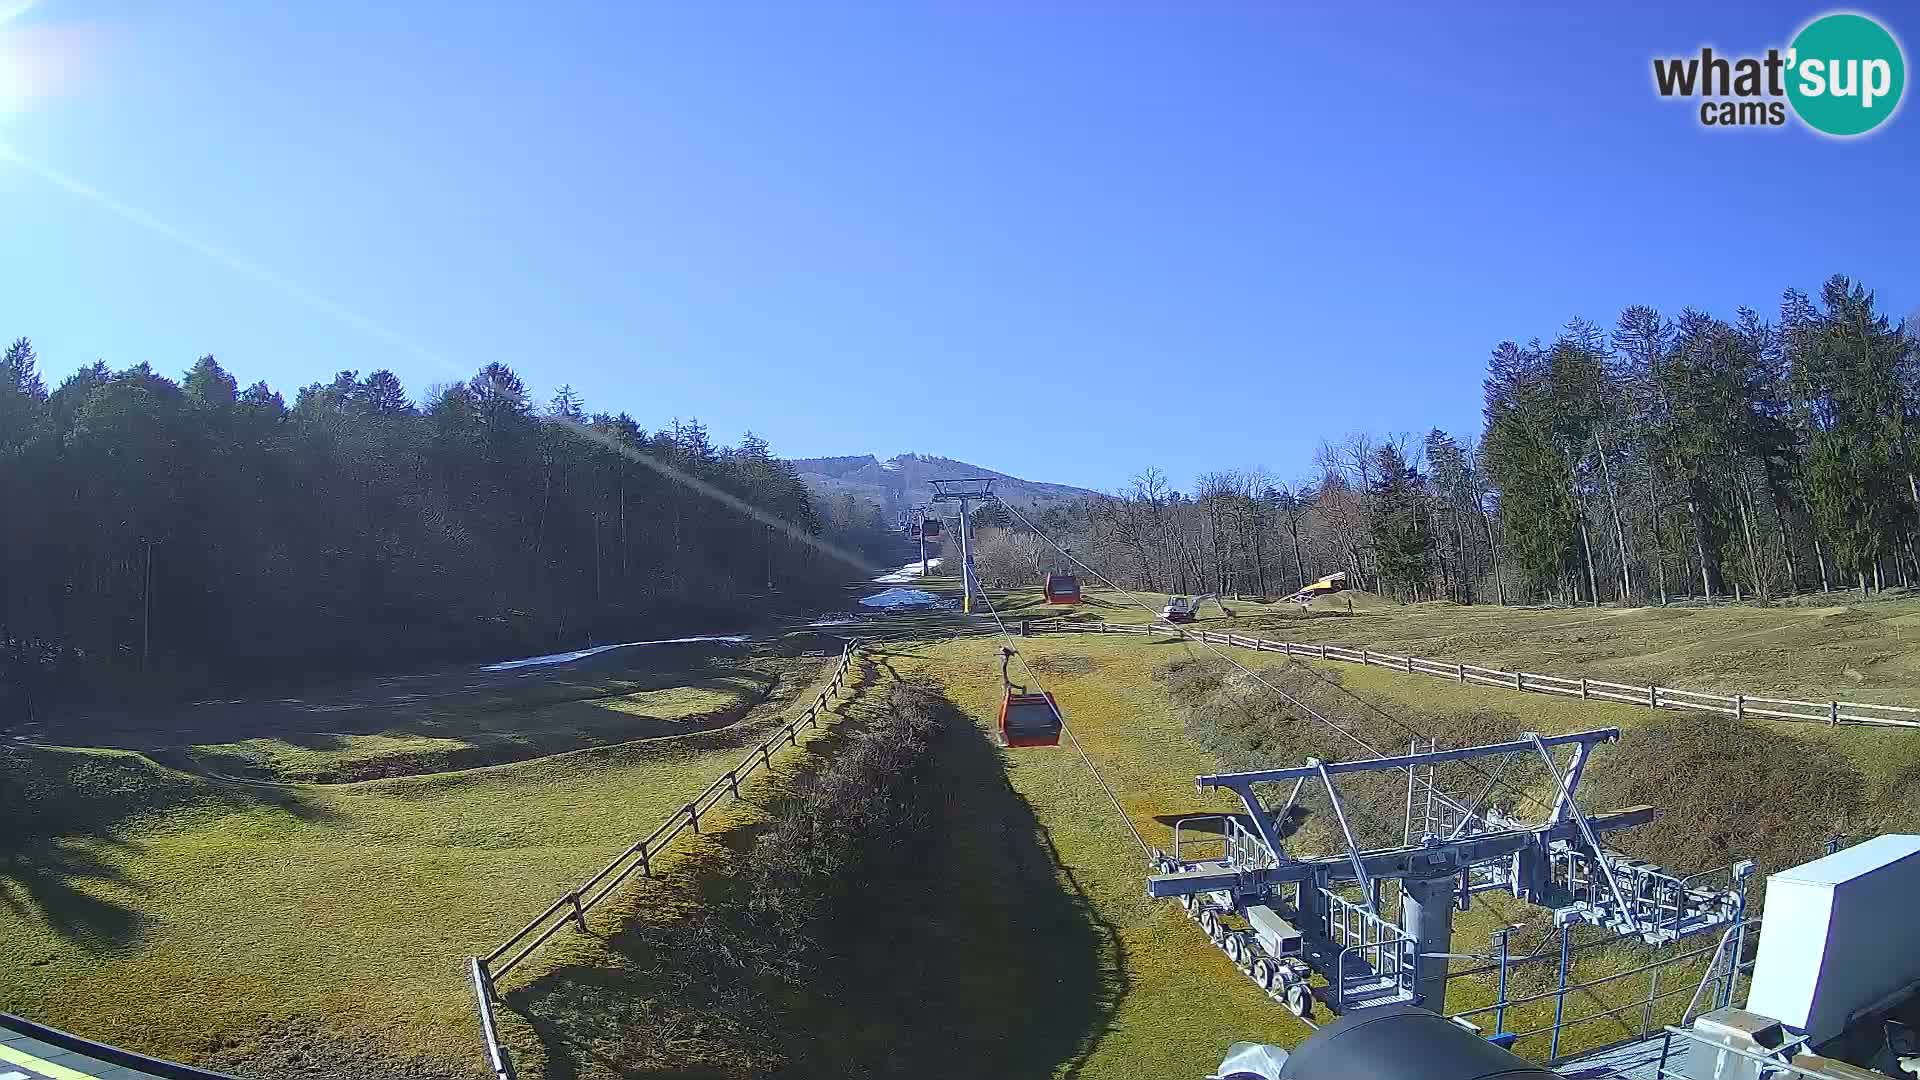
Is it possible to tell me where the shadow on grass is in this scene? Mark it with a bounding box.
[181,670,782,784]
[0,835,148,951]
[2,742,342,950]
[47,639,773,760]
[506,663,1122,1079]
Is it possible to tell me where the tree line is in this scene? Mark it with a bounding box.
[970,276,1918,606]
[0,346,872,702]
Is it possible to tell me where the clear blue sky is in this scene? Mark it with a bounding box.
[1,1,1914,492]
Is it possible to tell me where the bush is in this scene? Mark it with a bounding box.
[967,527,1045,589]
[731,679,948,984]
[1154,656,1535,853]
[1153,655,1868,882]
[1582,712,1867,879]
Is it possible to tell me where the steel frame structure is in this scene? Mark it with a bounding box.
[1146,727,1749,1018]
[928,478,994,613]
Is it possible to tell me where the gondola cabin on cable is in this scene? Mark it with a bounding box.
[1043,573,1081,605]
[921,517,942,538]
[997,647,1061,748]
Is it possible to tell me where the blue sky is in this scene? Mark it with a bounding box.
[1,1,1914,492]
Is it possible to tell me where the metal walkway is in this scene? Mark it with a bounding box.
[1555,1032,1672,1079]
[0,1015,239,1080]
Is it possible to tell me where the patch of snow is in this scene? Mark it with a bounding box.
[858,588,944,609]
[871,557,942,584]
[481,635,750,672]
[806,616,867,627]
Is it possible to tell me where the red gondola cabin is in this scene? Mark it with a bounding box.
[1044,573,1082,604]
[922,518,942,538]
[997,647,1061,747]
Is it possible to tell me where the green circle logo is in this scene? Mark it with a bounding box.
[1787,13,1906,136]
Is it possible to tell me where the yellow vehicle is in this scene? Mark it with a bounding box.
[1285,571,1348,608]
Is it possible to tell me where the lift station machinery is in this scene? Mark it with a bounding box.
[1148,728,1752,1021]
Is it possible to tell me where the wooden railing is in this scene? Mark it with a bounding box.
[466,638,862,1080]
[1050,622,1920,730]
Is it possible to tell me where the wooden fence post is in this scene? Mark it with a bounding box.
[1734,694,1744,721]
[1650,685,1659,711]
[1318,644,1327,660]
[1362,648,1372,666]
[727,769,739,799]
[1829,701,1839,726]
[570,890,587,931]
[1515,671,1525,691]
[686,802,700,834]
[1405,655,1414,675]
[1284,640,1293,656]
[1580,678,1588,700]
[1456,662,1465,685]
[638,843,652,878]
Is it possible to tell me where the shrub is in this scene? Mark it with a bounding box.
[733,679,948,984]
[967,527,1045,589]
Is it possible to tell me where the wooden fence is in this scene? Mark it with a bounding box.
[1048,622,1920,730]
[467,638,862,1080]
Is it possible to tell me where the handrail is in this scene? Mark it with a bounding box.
[1447,919,1759,1061]
[466,638,863,1080]
[469,956,514,1080]
[1035,623,1918,729]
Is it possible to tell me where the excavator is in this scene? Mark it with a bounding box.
[1159,593,1236,623]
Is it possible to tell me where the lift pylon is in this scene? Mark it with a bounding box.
[928,478,994,614]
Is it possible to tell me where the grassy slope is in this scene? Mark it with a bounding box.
[878,580,1920,1067]
[888,632,1314,1075]
[0,650,839,1077]
[8,570,1917,1077]
[1079,586,1920,702]
[497,636,1299,1080]
[186,676,772,783]
[495,665,1130,1079]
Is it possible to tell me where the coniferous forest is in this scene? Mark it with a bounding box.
[3,275,1913,705]
[976,276,1919,608]
[0,352,885,702]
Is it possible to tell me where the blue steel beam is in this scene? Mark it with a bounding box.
[1194,728,1620,791]
[1144,805,1655,899]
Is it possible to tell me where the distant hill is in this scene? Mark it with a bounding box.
[788,453,1099,517]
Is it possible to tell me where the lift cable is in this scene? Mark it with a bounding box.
[990,503,1482,814]
[981,508,1667,1028]
[972,582,1153,860]
[990,499,1589,822]
[992,507,1593,965]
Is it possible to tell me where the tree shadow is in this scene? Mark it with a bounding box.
[2,742,343,950]
[0,835,149,951]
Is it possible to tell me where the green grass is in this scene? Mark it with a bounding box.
[9,572,1919,1078]
[1057,583,1920,702]
[0,647,842,1078]
[493,639,1289,1079]
[866,602,1918,1070]
[185,678,769,783]
[886,632,1314,1076]
[489,670,1136,1079]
